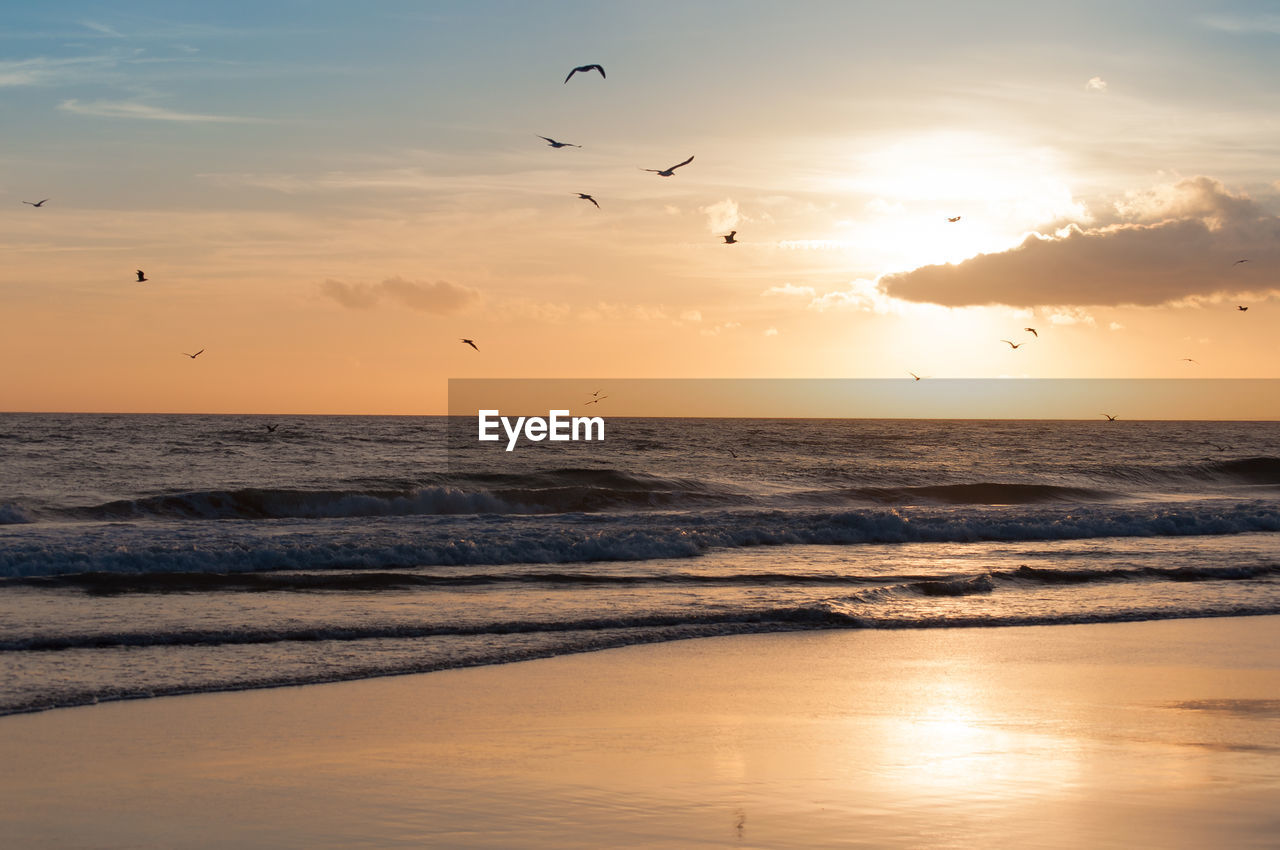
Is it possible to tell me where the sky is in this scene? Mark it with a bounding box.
[2,1,1279,414]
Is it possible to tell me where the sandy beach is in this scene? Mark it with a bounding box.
[3,615,1279,848]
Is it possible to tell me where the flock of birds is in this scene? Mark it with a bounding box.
[18,61,1263,423]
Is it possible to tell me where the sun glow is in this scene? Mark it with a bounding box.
[828,132,1089,273]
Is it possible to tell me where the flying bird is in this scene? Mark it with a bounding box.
[22,199,49,207]
[460,338,478,351]
[1100,414,1117,421]
[908,372,926,381]
[643,155,694,177]
[1180,358,1199,364]
[585,395,608,405]
[722,231,737,244]
[728,447,739,458]
[564,64,605,83]
[136,269,148,282]
[1233,259,1249,265]
[182,349,204,359]
[1238,306,1249,312]
[538,136,580,148]
[947,216,961,222]
[1000,340,1023,349]
[576,193,599,208]
[1024,327,1038,337]
[265,424,280,433]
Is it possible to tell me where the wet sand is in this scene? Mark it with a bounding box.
[3,616,1280,848]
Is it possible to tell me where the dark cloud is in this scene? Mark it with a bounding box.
[321,277,479,313]
[882,178,1280,307]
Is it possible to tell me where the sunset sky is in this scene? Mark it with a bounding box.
[3,1,1279,414]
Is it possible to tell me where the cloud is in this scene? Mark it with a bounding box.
[81,21,124,38]
[321,277,479,313]
[881,178,1280,307]
[59,98,262,123]
[701,199,741,233]
[764,327,779,337]
[808,279,901,314]
[1085,76,1108,92]
[1109,322,1124,331]
[321,279,379,309]
[761,283,815,297]
[680,310,703,322]
[1047,308,1096,326]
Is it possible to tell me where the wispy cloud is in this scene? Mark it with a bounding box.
[1085,76,1107,92]
[761,283,815,297]
[59,98,264,123]
[1200,14,1280,35]
[80,20,124,38]
[321,277,480,313]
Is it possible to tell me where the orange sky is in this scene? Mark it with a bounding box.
[2,3,1279,414]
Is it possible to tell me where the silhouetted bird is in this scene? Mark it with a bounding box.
[908,372,925,381]
[1000,339,1023,349]
[136,269,148,282]
[722,231,737,244]
[564,64,605,83]
[576,193,599,208]
[538,136,580,148]
[1024,327,1038,337]
[1238,306,1249,312]
[947,216,961,222]
[585,395,608,405]
[460,338,479,351]
[644,155,694,177]
[728,447,738,458]
[22,199,48,207]
[1181,358,1199,364]
[182,349,204,359]
[1101,414,1117,421]
[1233,259,1249,265]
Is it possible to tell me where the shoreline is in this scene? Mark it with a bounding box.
[4,615,1280,848]
[6,608,1280,720]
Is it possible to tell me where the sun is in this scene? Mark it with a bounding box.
[827,131,1088,274]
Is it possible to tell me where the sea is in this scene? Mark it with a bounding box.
[1,413,1279,716]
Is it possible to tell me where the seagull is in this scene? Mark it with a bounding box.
[947,216,961,222]
[589,390,604,397]
[460,338,478,351]
[1233,259,1249,265]
[908,371,926,381]
[1206,441,1227,452]
[564,64,605,83]
[722,231,737,244]
[585,395,608,405]
[182,349,204,359]
[22,199,49,207]
[576,193,600,208]
[643,155,694,177]
[136,269,148,282]
[537,136,580,148]
[728,447,738,458]
[1100,414,1117,421]
[265,424,279,433]
[1238,306,1249,312]
[1000,340,1023,349]
[1024,327,1038,337]
[1180,358,1199,364]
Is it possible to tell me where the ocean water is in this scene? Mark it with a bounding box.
[1,413,1278,716]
